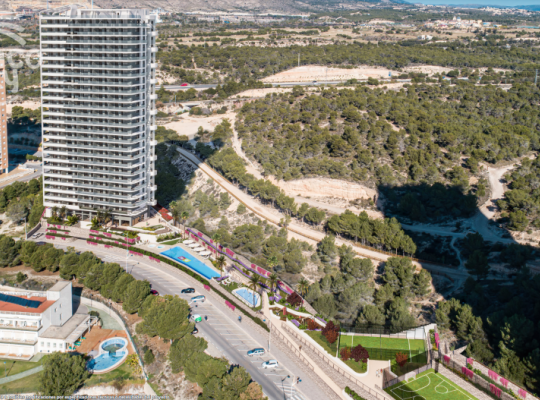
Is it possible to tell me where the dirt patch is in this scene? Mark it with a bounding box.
[163,111,236,140]
[6,100,40,115]
[231,87,293,98]
[262,65,399,83]
[269,176,377,201]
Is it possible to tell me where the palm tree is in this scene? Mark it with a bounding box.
[181,211,189,237]
[268,273,278,294]
[249,275,259,307]
[171,207,180,228]
[59,206,67,220]
[103,210,112,226]
[212,232,221,252]
[90,217,100,230]
[51,206,58,219]
[267,256,278,271]
[215,255,226,277]
[96,210,104,225]
[298,277,309,299]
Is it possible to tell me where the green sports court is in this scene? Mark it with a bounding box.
[385,369,478,400]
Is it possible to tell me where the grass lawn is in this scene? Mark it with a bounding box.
[0,356,49,377]
[339,335,427,365]
[339,335,425,352]
[305,331,366,373]
[305,330,337,355]
[161,239,181,245]
[85,361,144,387]
[0,371,42,394]
[385,369,478,400]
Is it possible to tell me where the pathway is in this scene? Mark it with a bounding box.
[0,365,43,385]
[176,147,470,281]
[34,232,327,400]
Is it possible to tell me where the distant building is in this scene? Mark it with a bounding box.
[0,281,95,359]
[0,60,7,175]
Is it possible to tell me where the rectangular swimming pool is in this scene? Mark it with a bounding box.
[160,246,220,280]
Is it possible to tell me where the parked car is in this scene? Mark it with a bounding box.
[150,290,159,296]
[190,314,202,323]
[192,326,199,334]
[262,360,279,369]
[247,348,265,357]
[191,295,205,303]
[181,288,195,294]
[180,83,189,86]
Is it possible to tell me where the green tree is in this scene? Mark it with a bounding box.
[122,280,152,314]
[0,236,19,267]
[111,274,135,303]
[144,349,155,365]
[39,353,90,395]
[169,334,207,373]
[136,295,192,340]
[465,250,490,280]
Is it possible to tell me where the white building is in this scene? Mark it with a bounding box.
[40,7,159,226]
[0,281,94,359]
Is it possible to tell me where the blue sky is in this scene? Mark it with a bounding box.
[411,0,540,5]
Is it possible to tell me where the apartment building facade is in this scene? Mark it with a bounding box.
[0,60,8,175]
[0,281,94,359]
[40,7,159,226]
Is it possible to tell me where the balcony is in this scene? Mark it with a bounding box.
[0,337,38,345]
[46,179,141,192]
[43,119,143,128]
[44,135,143,145]
[43,88,144,95]
[42,55,145,62]
[45,173,143,185]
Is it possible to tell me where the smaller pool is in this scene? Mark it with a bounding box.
[88,338,128,373]
[157,245,164,249]
[148,244,156,248]
[87,351,127,371]
[232,287,261,308]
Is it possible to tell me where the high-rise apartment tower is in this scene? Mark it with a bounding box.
[0,60,8,175]
[40,7,158,225]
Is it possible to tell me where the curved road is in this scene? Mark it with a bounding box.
[42,237,318,400]
[176,147,470,282]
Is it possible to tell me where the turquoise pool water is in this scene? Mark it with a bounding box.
[161,247,220,279]
[87,351,126,371]
[233,287,261,307]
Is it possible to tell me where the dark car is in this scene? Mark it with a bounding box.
[192,326,199,335]
[181,288,195,294]
[150,290,159,296]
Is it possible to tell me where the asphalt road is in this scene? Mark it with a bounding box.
[47,241,307,400]
[0,164,42,190]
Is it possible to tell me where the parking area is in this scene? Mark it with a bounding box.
[98,253,304,400]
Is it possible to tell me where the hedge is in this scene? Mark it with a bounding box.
[84,237,270,332]
[45,232,71,239]
[345,386,366,400]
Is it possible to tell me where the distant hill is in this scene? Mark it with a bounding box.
[93,0,392,13]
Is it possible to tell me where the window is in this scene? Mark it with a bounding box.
[47,342,50,347]
[53,343,56,348]
[40,341,43,346]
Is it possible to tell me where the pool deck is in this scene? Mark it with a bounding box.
[159,242,220,277]
[75,326,133,359]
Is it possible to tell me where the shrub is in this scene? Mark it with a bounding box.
[307,319,318,330]
[340,347,351,361]
[351,344,369,363]
[326,329,338,344]
[144,349,155,365]
[396,351,408,367]
[287,292,303,307]
[345,387,367,400]
[16,272,26,283]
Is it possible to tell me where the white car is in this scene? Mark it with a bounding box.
[262,360,279,369]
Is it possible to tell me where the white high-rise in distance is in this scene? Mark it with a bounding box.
[40,7,158,226]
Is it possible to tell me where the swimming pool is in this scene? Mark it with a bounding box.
[232,287,261,308]
[87,338,128,373]
[160,247,220,279]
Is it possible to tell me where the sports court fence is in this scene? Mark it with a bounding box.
[383,360,435,388]
[436,353,526,400]
[361,347,428,365]
[343,323,434,339]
